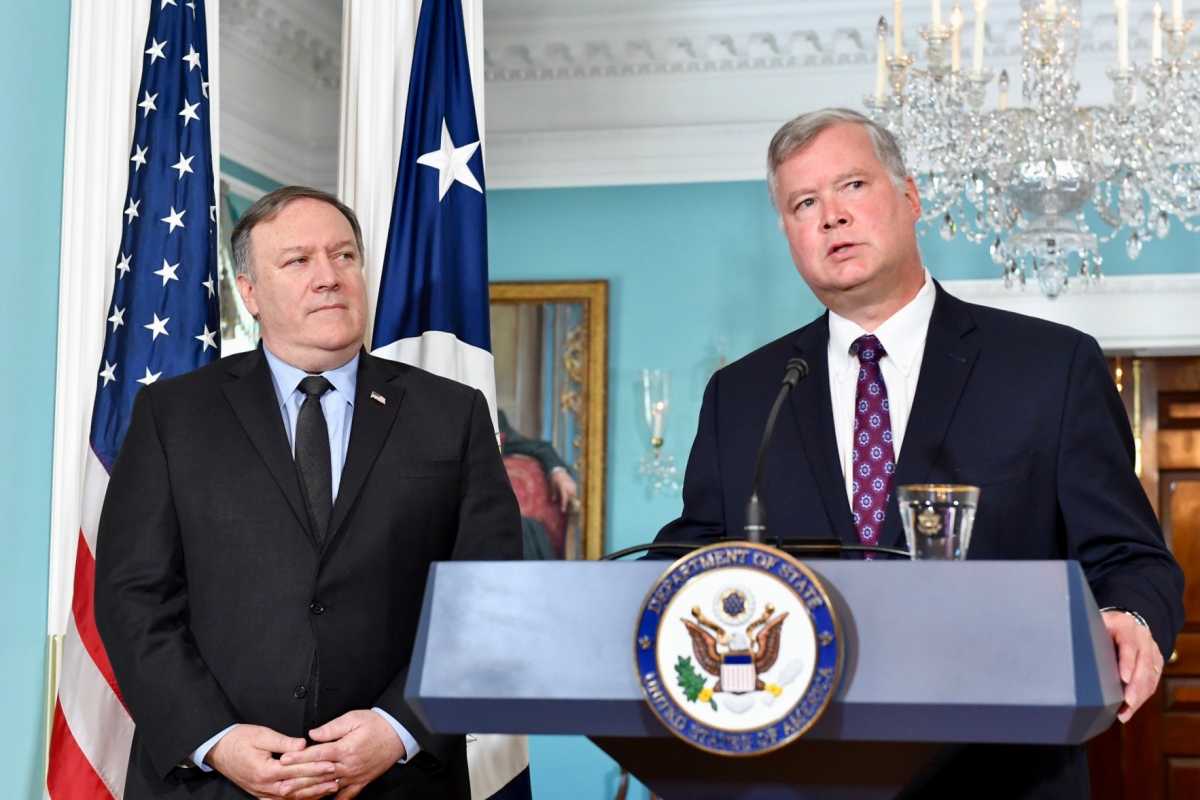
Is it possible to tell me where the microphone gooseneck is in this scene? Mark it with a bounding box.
[744,357,810,543]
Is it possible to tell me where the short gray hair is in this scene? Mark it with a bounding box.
[766,108,908,205]
[230,185,365,279]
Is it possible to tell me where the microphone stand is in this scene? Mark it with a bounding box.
[744,357,809,543]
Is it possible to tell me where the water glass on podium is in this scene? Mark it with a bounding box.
[896,484,980,560]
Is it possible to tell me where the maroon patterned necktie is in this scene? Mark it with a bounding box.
[850,334,896,549]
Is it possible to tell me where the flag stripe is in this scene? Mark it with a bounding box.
[46,702,112,800]
[69,530,125,707]
[57,613,133,797]
[79,448,110,555]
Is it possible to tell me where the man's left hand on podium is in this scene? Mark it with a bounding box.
[1102,609,1165,723]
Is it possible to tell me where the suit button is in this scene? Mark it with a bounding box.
[293,685,308,699]
[309,602,325,615]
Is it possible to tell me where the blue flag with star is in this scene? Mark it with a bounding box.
[91,0,220,470]
[371,2,528,797]
[370,0,499,430]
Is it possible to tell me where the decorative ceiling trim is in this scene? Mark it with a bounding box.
[220,0,341,91]
[482,1,1183,188]
[483,4,1179,84]
[218,0,340,193]
[943,273,1200,355]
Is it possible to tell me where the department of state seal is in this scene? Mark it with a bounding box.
[634,542,842,756]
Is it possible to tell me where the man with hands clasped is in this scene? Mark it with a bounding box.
[96,186,521,799]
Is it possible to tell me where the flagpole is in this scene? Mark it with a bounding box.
[43,633,62,784]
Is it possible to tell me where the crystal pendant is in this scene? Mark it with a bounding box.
[1153,211,1170,239]
[1037,262,1069,299]
[1126,231,1142,260]
[989,236,1004,264]
[940,213,957,240]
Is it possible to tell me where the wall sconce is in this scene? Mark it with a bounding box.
[638,368,681,496]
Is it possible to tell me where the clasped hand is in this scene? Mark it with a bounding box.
[208,710,405,799]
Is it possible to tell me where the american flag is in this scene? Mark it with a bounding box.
[46,1,219,797]
[370,1,529,797]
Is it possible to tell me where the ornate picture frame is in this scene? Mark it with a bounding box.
[490,280,608,560]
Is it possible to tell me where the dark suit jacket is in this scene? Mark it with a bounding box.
[656,283,1184,798]
[95,349,522,799]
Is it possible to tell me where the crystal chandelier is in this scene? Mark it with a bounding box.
[864,0,1199,297]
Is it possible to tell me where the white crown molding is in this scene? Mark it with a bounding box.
[221,0,341,90]
[219,0,340,192]
[219,0,1200,191]
[943,273,1200,354]
[482,0,1194,188]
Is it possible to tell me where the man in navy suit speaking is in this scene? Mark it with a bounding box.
[655,108,1184,798]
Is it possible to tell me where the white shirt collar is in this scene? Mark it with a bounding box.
[827,270,936,376]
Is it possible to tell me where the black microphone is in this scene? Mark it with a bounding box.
[744,357,809,543]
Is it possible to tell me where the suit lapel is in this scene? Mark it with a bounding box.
[788,315,857,544]
[325,353,405,551]
[880,283,980,548]
[222,348,316,545]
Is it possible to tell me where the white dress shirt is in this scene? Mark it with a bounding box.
[827,271,936,506]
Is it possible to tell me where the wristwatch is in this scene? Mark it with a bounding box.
[1099,606,1150,629]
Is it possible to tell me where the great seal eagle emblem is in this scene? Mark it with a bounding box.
[635,542,842,756]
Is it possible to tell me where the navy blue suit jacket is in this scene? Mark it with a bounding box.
[656,283,1183,797]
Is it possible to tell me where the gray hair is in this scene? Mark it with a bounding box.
[766,108,908,205]
[230,185,365,279]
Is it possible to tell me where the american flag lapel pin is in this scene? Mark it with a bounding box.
[370,390,386,406]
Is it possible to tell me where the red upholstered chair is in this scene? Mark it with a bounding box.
[502,454,567,557]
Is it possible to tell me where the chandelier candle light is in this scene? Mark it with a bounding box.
[866,0,1200,297]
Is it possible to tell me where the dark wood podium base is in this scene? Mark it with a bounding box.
[591,736,943,800]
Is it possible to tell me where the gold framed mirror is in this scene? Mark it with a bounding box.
[489,280,608,560]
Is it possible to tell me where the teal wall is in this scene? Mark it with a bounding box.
[10,11,1200,794]
[485,179,1200,798]
[2,2,70,798]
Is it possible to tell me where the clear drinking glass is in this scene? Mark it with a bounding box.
[896,484,981,560]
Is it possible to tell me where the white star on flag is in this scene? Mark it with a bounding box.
[201,275,215,298]
[201,78,209,98]
[108,306,125,331]
[160,0,177,9]
[209,204,217,222]
[415,120,482,201]
[186,0,197,15]
[131,145,149,171]
[145,313,170,340]
[99,361,117,386]
[171,152,194,179]
[138,90,158,118]
[124,198,140,224]
[154,258,180,286]
[179,99,200,126]
[182,44,201,71]
[137,367,163,386]
[116,252,132,279]
[145,37,167,64]
[195,325,217,352]
[161,206,186,233]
